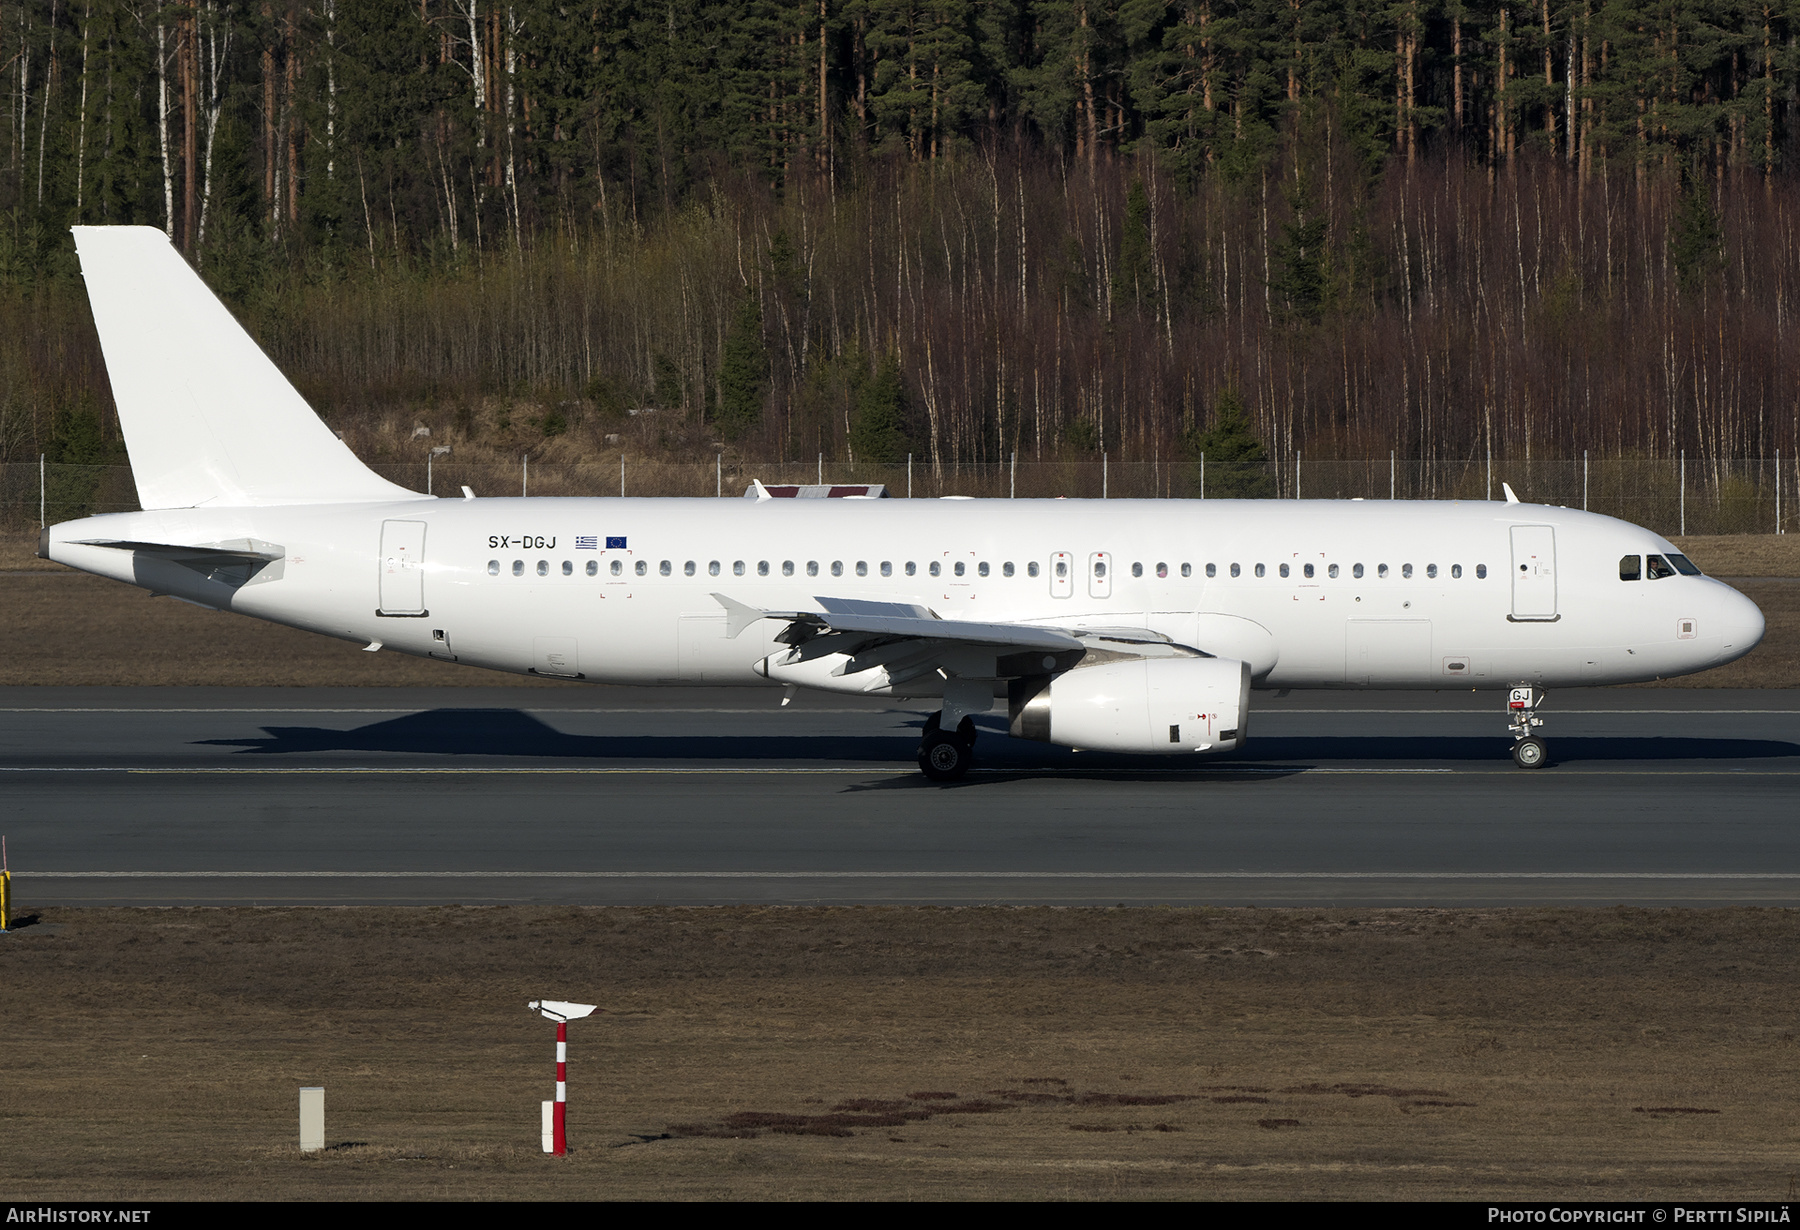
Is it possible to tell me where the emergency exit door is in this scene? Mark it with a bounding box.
[378,520,427,615]
[1509,525,1557,620]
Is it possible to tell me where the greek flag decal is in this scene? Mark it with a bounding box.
[575,536,598,550]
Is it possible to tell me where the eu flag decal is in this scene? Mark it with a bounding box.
[575,536,598,550]
[605,536,628,549]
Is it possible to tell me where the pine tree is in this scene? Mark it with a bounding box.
[717,294,770,441]
[1670,178,1723,297]
[1183,387,1274,497]
[848,349,911,463]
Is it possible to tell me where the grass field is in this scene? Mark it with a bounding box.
[2,906,1797,1201]
[2,532,1796,688]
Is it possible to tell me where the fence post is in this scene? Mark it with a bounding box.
[907,453,912,499]
[1583,450,1589,511]
[1295,452,1301,500]
[620,453,625,498]
[716,453,721,497]
[817,452,822,485]
[1200,453,1205,500]
[1777,451,1782,534]
[522,455,528,498]
[1486,445,1492,502]
[1679,450,1685,537]
[1010,451,1016,499]
[1102,452,1108,499]
[39,454,45,528]
[1390,451,1395,500]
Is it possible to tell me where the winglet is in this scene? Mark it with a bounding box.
[1502,482,1521,505]
[747,480,773,502]
[712,593,769,638]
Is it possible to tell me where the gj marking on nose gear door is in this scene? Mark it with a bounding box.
[378,519,427,616]
[1509,525,1557,621]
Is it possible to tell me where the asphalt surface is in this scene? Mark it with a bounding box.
[3,686,1798,907]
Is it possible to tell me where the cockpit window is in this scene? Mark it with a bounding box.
[1619,555,1641,581]
[1646,554,1677,580]
[1667,553,1702,576]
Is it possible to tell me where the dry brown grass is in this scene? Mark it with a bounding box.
[4,531,1796,687]
[2,906,1797,1200]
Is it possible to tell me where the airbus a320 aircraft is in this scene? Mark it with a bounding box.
[41,227,1765,779]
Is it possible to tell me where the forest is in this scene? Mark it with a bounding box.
[2,0,1798,491]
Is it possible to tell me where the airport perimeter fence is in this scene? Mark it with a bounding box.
[3,453,1795,539]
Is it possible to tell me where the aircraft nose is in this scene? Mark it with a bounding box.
[1713,584,1765,663]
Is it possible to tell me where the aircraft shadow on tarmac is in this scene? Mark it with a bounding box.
[193,708,1800,774]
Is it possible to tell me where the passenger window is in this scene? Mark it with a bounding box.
[807,561,819,577]
[1402,563,1413,578]
[1156,562,1168,578]
[1327,564,1339,578]
[1475,564,1487,579]
[1426,564,1438,579]
[1206,563,1217,578]
[881,561,893,577]
[1054,560,1067,578]
[1352,563,1364,579]
[978,562,990,577]
[758,561,769,576]
[831,561,844,577]
[928,561,941,577]
[537,560,549,576]
[954,562,965,577]
[1668,553,1701,576]
[1027,562,1038,577]
[1451,564,1463,579]
[907,562,918,576]
[1181,563,1192,577]
[1304,564,1315,578]
[611,559,623,576]
[562,560,573,576]
[1647,554,1676,580]
[1094,561,1107,578]
[1377,564,1388,579]
[783,561,795,576]
[1230,563,1241,578]
[513,560,524,576]
[488,559,500,575]
[1279,563,1290,578]
[1003,562,1014,577]
[636,560,648,576]
[661,560,672,576]
[1131,562,1143,578]
[708,561,721,576]
[685,561,697,576]
[729,561,742,576]
[1254,563,1265,578]
[855,561,867,577]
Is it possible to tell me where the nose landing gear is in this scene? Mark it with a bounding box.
[1508,686,1549,768]
[917,711,977,781]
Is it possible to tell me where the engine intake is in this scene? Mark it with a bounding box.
[1009,657,1251,754]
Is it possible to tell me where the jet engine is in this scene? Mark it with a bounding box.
[1008,657,1251,754]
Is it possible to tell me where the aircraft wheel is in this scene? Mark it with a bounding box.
[918,732,973,782]
[1511,736,1549,769]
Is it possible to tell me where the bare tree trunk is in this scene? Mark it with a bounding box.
[160,15,175,238]
[75,3,89,216]
[197,1,233,253]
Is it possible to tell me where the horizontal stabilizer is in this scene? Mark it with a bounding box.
[72,226,425,509]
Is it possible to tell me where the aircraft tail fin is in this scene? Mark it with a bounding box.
[72,226,424,509]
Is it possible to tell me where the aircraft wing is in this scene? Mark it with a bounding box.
[713,593,1083,652]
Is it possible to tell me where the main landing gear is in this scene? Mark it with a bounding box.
[1508,686,1549,769]
[917,711,978,782]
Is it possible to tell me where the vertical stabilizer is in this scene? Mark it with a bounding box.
[72,226,425,509]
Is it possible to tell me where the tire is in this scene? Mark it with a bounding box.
[918,732,972,781]
[1512,736,1548,769]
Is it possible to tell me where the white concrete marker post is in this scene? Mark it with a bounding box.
[529,1000,598,1155]
[299,1087,325,1152]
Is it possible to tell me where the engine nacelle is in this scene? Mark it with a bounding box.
[1009,657,1250,754]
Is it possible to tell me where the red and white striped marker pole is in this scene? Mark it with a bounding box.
[529,1000,597,1157]
[553,1020,568,1155]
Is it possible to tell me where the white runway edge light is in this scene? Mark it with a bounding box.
[529,1000,598,1156]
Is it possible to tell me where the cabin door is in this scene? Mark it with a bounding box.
[378,520,427,615]
[1509,525,1558,621]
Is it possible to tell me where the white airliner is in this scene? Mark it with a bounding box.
[41,227,1765,778]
